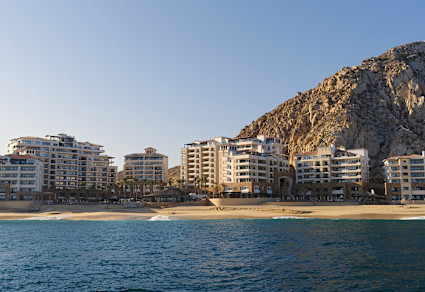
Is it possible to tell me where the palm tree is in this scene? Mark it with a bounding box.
[193,176,200,191]
[213,182,219,195]
[200,176,208,193]
[132,177,139,199]
[176,179,183,189]
[113,182,120,195]
[123,177,129,199]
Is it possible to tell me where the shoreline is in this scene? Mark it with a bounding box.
[1,204,425,221]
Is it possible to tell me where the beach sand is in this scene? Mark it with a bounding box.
[1,203,425,220]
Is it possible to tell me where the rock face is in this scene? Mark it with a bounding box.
[238,41,425,180]
[168,165,181,183]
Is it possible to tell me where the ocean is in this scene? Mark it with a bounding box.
[0,218,424,291]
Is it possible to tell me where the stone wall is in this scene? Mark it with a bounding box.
[293,182,385,200]
[208,198,276,206]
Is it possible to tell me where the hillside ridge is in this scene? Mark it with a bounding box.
[238,41,425,179]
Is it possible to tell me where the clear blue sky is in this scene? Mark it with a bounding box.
[1,0,424,169]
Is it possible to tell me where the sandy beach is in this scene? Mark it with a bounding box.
[1,203,425,220]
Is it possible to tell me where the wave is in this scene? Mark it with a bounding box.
[272,216,310,220]
[148,215,177,221]
[401,216,425,220]
[22,215,73,220]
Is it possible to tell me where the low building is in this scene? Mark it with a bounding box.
[383,152,425,200]
[0,154,43,200]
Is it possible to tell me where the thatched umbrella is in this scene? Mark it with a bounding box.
[144,187,189,202]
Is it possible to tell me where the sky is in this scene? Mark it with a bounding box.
[0,0,424,169]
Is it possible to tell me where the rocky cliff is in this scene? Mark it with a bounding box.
[168,165,181,183]
[238,41,425,179]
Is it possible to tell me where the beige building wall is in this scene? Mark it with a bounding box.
[295,145,370,185]
[181,138,222,188]
[123,147,168,183]
[383,152,425,200]
[181,135,290,195]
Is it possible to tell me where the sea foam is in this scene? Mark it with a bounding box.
[148,215,177,221]
[401,216,425,220]
[272,216,310,220]
[22,215,73,220]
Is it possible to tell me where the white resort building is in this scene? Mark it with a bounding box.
[292,145,377,201]
[295,145,370,184]
[0,154,43,200]
[7,134,117,190]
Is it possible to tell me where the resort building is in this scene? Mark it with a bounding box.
[0,154,43,200]
[295,145,370,184]
[293,145,379,200]
[383,152,425,200]
[123,147,168,182]
[7,134,117,190]
[181,135,291,196]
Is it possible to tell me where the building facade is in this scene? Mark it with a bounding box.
[294,145,374,200]
[181,135,290,196]
[383,152,425,200]
[295,145,370,184]
[0,154,43,200]
[7,134,117,190]
[123,147,168,182]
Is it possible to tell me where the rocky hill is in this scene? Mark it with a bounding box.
[168,165,181,183]
[238,41,425,179]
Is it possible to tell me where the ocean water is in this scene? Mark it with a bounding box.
[0,219,424,291]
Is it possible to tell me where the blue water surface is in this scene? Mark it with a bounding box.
[0,219,424,291]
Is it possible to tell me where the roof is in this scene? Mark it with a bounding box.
[228,136,254,141]
[192,139,216,144]
[384,154,424,161]
[82,142,103,147]
[11,136,50,141]
[15,146,40,150]
[0,154,41,161]
[145,187,189,197]
[125,153,167,158]
[294,150,318,156]
[229,135,281,141]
